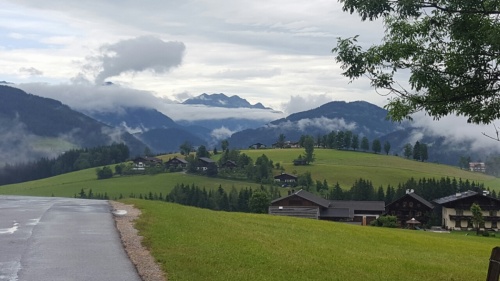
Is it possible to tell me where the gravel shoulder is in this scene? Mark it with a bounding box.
[110,201,167,281]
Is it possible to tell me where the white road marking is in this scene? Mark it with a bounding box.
[0,222,19,235]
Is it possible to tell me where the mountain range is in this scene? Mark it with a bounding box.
[183,93,272,110]
[1,85,496,166]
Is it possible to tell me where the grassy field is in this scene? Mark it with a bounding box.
[0,168,265,199]
[128,199,498,281]
[242,148,500,190]
[1,148,499,198]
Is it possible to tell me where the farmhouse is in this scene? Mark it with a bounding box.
[469,162,486,173]
[385,191,434,227]
[165,157,188,169]
[221,160,237,169]
[197,157,216,171]
[274,173,297,185]
[434,190,500,230]
[249,143,266,149]
[133,156,162,170]
[269,189,385,224]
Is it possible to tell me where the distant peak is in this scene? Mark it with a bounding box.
[183,93,273,110]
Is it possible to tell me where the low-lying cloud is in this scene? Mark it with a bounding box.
[92,36,185,84]
[281,94,333,115]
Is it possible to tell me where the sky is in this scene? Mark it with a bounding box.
[2,0,500,156]
[0,0,388,116]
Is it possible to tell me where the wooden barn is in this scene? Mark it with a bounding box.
[165,157,188,169]
[385,191,434,227]
[269,189,385,224]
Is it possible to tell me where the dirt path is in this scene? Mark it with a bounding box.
[110,201,167,281]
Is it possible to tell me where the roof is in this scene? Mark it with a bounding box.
[330,200,386,212]
[167,157,188,164]
[274,173,297,179]
[271,189,331,208]
[433,190,478,205]
[198,157,215,163]
[386,192,434,209]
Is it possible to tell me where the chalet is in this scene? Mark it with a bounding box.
[385,191,434,227]
[434,190,500,230]
[274,173,297,185]
[221,160,237,169]
[165,157,188,169]
[269,189,385,224]
[469,162,486,173]
[197,157,216,171]
[293,158,307,166]
[272,141,300,149]
[249,143,266,149]
[133,156,162,170]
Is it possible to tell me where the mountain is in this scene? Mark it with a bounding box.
[0,85,147,164]
[85,107,179,133]
[183,93,272,110]
[229,101,402,149]
[85,106,207,153]
[228,100,499,165]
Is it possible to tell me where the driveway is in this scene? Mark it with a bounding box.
[0,196,141,281]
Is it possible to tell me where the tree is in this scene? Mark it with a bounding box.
[96,166,113,180]
[403,143,412,159]
[351,134,359,150]
[420,143,428,162]
[221,140,229,152]
[333,0,500,124]
[470,203,484,235]
[413,141,421,161]
[372,139,381,154]
[248,191,270,213]
[180,141,193,155]
[360,136,369,151]
[303,135,315,164]
[276,133,286,148]
[196,145,210,158]
[383,141,391,155]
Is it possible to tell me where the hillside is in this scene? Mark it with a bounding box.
[0,85,147,164]
[127,199,497,281]
[1,148,499,198]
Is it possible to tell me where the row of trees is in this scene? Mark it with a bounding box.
[163,184,281,214]
[402,141,429,162]
[0,143,130,185]
[325,177,486,204]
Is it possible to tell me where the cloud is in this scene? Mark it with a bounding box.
[92,36,186,84]
[210,126,236,141]
[19,67,43,76]
[210,68,281,79]
[13,83,284,122]
[269,117,357,132]
[281,94,333,114]
[410,112,500,154]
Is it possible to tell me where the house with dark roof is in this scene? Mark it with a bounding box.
[197,157,216,171]
[249,143,266,149]
[274,173,297,185]
[269,189,385,224]
[434,190,500,230]
[165,157,188,169]
[221,160,237,169]
[385,191,434,227]
[469,162,486,173]
[133,156,162,170]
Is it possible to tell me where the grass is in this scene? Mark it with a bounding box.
[128,199,498,281]
[1,148,499,198]
[242,148,500,190]
[0,169,264,199]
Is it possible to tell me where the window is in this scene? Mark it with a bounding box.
[416,212,422,217]
[409,202,414,208]
[403,202,407,207]
[456,209,463,216]
[490,210,497,217]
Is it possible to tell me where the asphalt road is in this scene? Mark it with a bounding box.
[0,196,141,281]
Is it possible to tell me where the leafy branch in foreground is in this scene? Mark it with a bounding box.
[333,0,500,124]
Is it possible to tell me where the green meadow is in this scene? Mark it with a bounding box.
[1,148,499,198]
[242,148,500,190]
[130,199,498,281]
